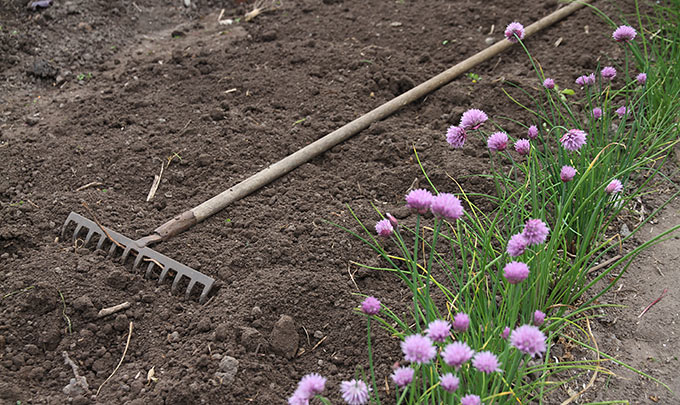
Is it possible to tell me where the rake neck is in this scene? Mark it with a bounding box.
[136,210,197,247]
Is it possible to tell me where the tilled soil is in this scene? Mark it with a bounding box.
[1,0,677,403]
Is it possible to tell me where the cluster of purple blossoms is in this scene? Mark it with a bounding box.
[503,261,529,284]
[613,25,637,42]
[523,219,550,245]
[605,179,623,194]
[401,334,436,364]
[446,125,467,148]
[575,73,595,87]
[592,107,603,119]
[560,165,576,183]
[616,106,627,118]
[637,72,647,85]
[361,296,381,315]
[543,78,555,89]
[510,324,547,358]
[431,193,464,220]
[391,367,414,388]
[527,125,539,140]
[426,319,451,342]
[288,373,327,405]
[514,139,530,156]
[453,312,471,332]
[472,351,502,374]
[461,394,482,405]
[601,66,617,81]
[460,109,488,130]
[375,219,393,237]
[560,129,587,151]
[340,379,370,405]
[504,22,525,43]
[506,233,528,257]
[439,373,460,393]
[487,131,509,151]
[533,310,546,326]
[405,189,433,214]
[501,326,511,339]
[441,341,475,369]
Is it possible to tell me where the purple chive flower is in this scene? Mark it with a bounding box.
[430,193,464,220]
[289,373,327,404]
[637,72,647,85]
[575,73,595,87]
[472,351,502,374]
[592,107,603,119]
[375,219,393,237]
[386,213,398,228]
[514,139,530,156]
[543,78,555,89]
[605,179,623,194]
[601,66,617,81]
[560,129,587,151]
[288,392,308,405]
[534,310,546,326]
[405,189,433,214]
[439,373,460,393]
[504,22,525,43]
[461,394,482,405]
[453,313,470,332]
[487,132,508,151]
[506,233,528,257]
[613,25,637,42]
[522,219,549,245]
[446,125,467,149]
[391,367,415,388]
[361,296,381,315]
[340,379,370,405]
[616,106,627,118]
[503,261,530,284]
[511,324,547,357]
[460,109,488,130]
[426,319,451,343]
[401,334,436,364]
[441,341,475,369]
[560,165,576,182]
[527,125,539,140]
[501,326,511,339]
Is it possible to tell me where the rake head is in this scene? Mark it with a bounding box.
[61,212,215,304]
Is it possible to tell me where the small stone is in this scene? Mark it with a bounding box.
[485,37,496,45]
[251,306,262,318]
[390,21,402,27]
[269,315,299,359]
[313,330,324,339]
[620,223,631,238]
[217,356,239,384]
[25,116,40,126]
[167,331,180,343]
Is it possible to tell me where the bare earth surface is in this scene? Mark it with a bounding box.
[1,0,678,403]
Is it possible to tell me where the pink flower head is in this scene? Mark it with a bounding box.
[391,367,414,388]
[543,78,555,89]
[446,125,467,149]
[514,139,530,156]
[575,73,595,87]
[487,132,508,151]
[592,107,603,119]
[534,310,546,326]
[439,373,460,393]
[430,193,464,220]
[426,319,451,343]
[289,373,327,404]
[503,261,530,284]
[405,189,433,214]
[441,341,474,369]
[527,125,539,140]
[601,66,617,81]
[504,22,525,43]
[560,129,587,151]
[461,394,482,405]
[460,109,488,130]
[375,219,393,237]
[605,179,623,194]
[453,312,470,332]
[401,334,436,364]
[506,233,528,257]
[636,72,647,85]
[560,165,576,182]
[613,25,637,42]
[472,351,502,374]
[616,106,627,118]
[386,213,398,228]
[522,219,549,245]
[340,379,370,405]
[361,296,381,315]
[511,325,547,358]
[501,326,511,339]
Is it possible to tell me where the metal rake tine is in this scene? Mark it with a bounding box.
[96,234,107,250]
[158,266,170,283]
[185,280,197,300]
[171,273,183,294]
[107,242,118,257]
[146,261,155,279]
[83,229,96,247]
[133,252,145,270]
[72,224,83,242]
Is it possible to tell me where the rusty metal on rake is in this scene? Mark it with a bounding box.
[60,0,589,303]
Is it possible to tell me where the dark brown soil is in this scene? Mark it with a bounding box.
[1,0,677,403]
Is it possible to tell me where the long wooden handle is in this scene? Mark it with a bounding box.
[144,0,590,246]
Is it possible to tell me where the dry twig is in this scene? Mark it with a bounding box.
[97,322,133,396]
[81,202,125,249]
[97,302,131,318]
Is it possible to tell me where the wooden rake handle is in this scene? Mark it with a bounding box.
[138,0,590,247]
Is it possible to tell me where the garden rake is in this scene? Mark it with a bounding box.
[61,0,588,304]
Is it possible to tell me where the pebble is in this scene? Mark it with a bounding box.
[269,315,299,359]
[251,306,262,318]
[167,331,180,343]
[485,37,496,45]
[313,330,324,339]
[216,356,239,384]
